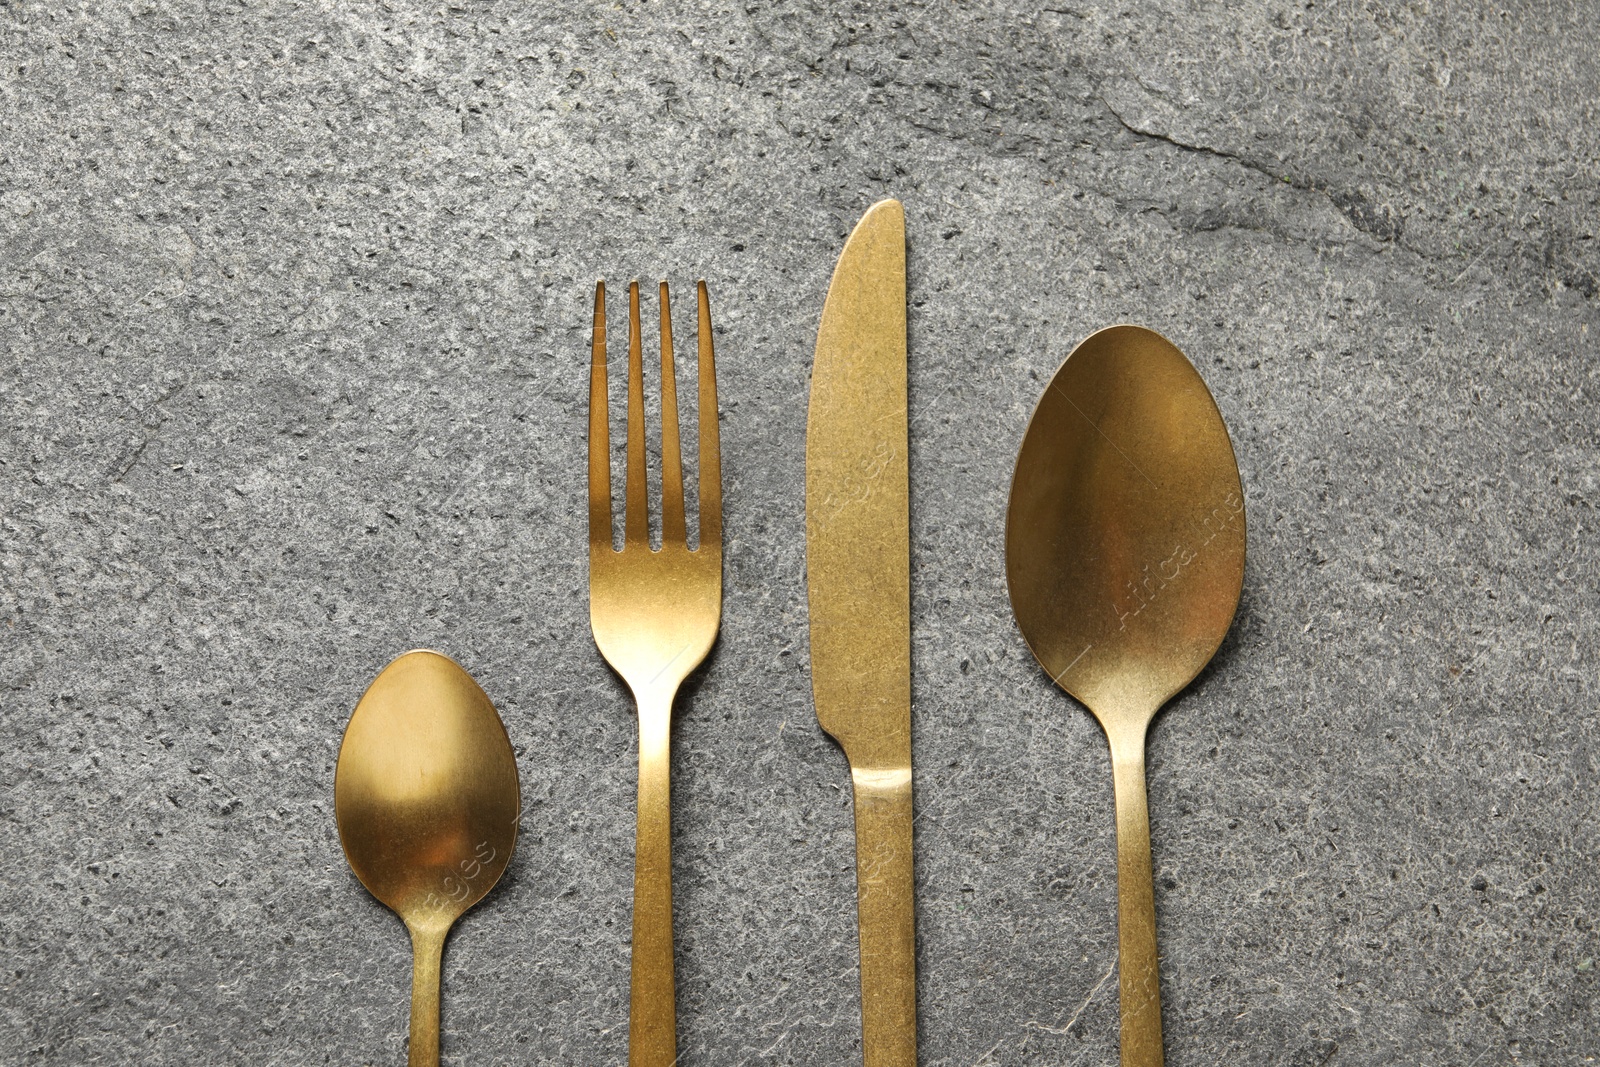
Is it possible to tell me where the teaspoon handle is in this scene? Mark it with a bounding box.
[630,696,676,1067]
[406,923,447,1067]
[1109,734,1164,1067]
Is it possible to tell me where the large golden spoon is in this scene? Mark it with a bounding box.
[335,650,520,1067]
[1005,326,1245,1067]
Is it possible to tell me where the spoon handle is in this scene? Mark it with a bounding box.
[629,693,676,1067]
[406,923,447,1067]
[1109,732,1164,1067]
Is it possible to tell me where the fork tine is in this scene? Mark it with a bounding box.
[589,281,612,551]
[696,280,722,550]
[625,281,649,546]
[658,282,687,545]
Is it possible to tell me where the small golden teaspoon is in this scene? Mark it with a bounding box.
[335,650,520,1067]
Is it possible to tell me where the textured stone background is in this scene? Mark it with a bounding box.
[2,1,1596,1064]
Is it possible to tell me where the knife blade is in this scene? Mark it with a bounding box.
[805,198,914,1067]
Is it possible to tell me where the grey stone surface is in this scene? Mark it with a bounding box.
[2,1,1596,1064]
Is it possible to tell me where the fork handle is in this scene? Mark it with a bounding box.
[849,764,917,1067]
[1108,727,1164,1067]
[630,697,676,1067]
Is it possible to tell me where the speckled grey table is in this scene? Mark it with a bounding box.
[2,3,1596,1065]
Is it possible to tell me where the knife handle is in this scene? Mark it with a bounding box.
[849,765,917,1067]
[1109,728,1164,1067]
[630,697,676,1067]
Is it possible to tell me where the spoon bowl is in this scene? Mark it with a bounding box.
[1006,325,1245,1067]
[336,650,520,1067]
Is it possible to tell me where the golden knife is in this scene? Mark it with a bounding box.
[805,198,915,1067]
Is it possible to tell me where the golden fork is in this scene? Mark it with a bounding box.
[588,279,722,1067]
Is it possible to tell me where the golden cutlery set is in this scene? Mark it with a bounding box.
[336,199,1246,1067]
